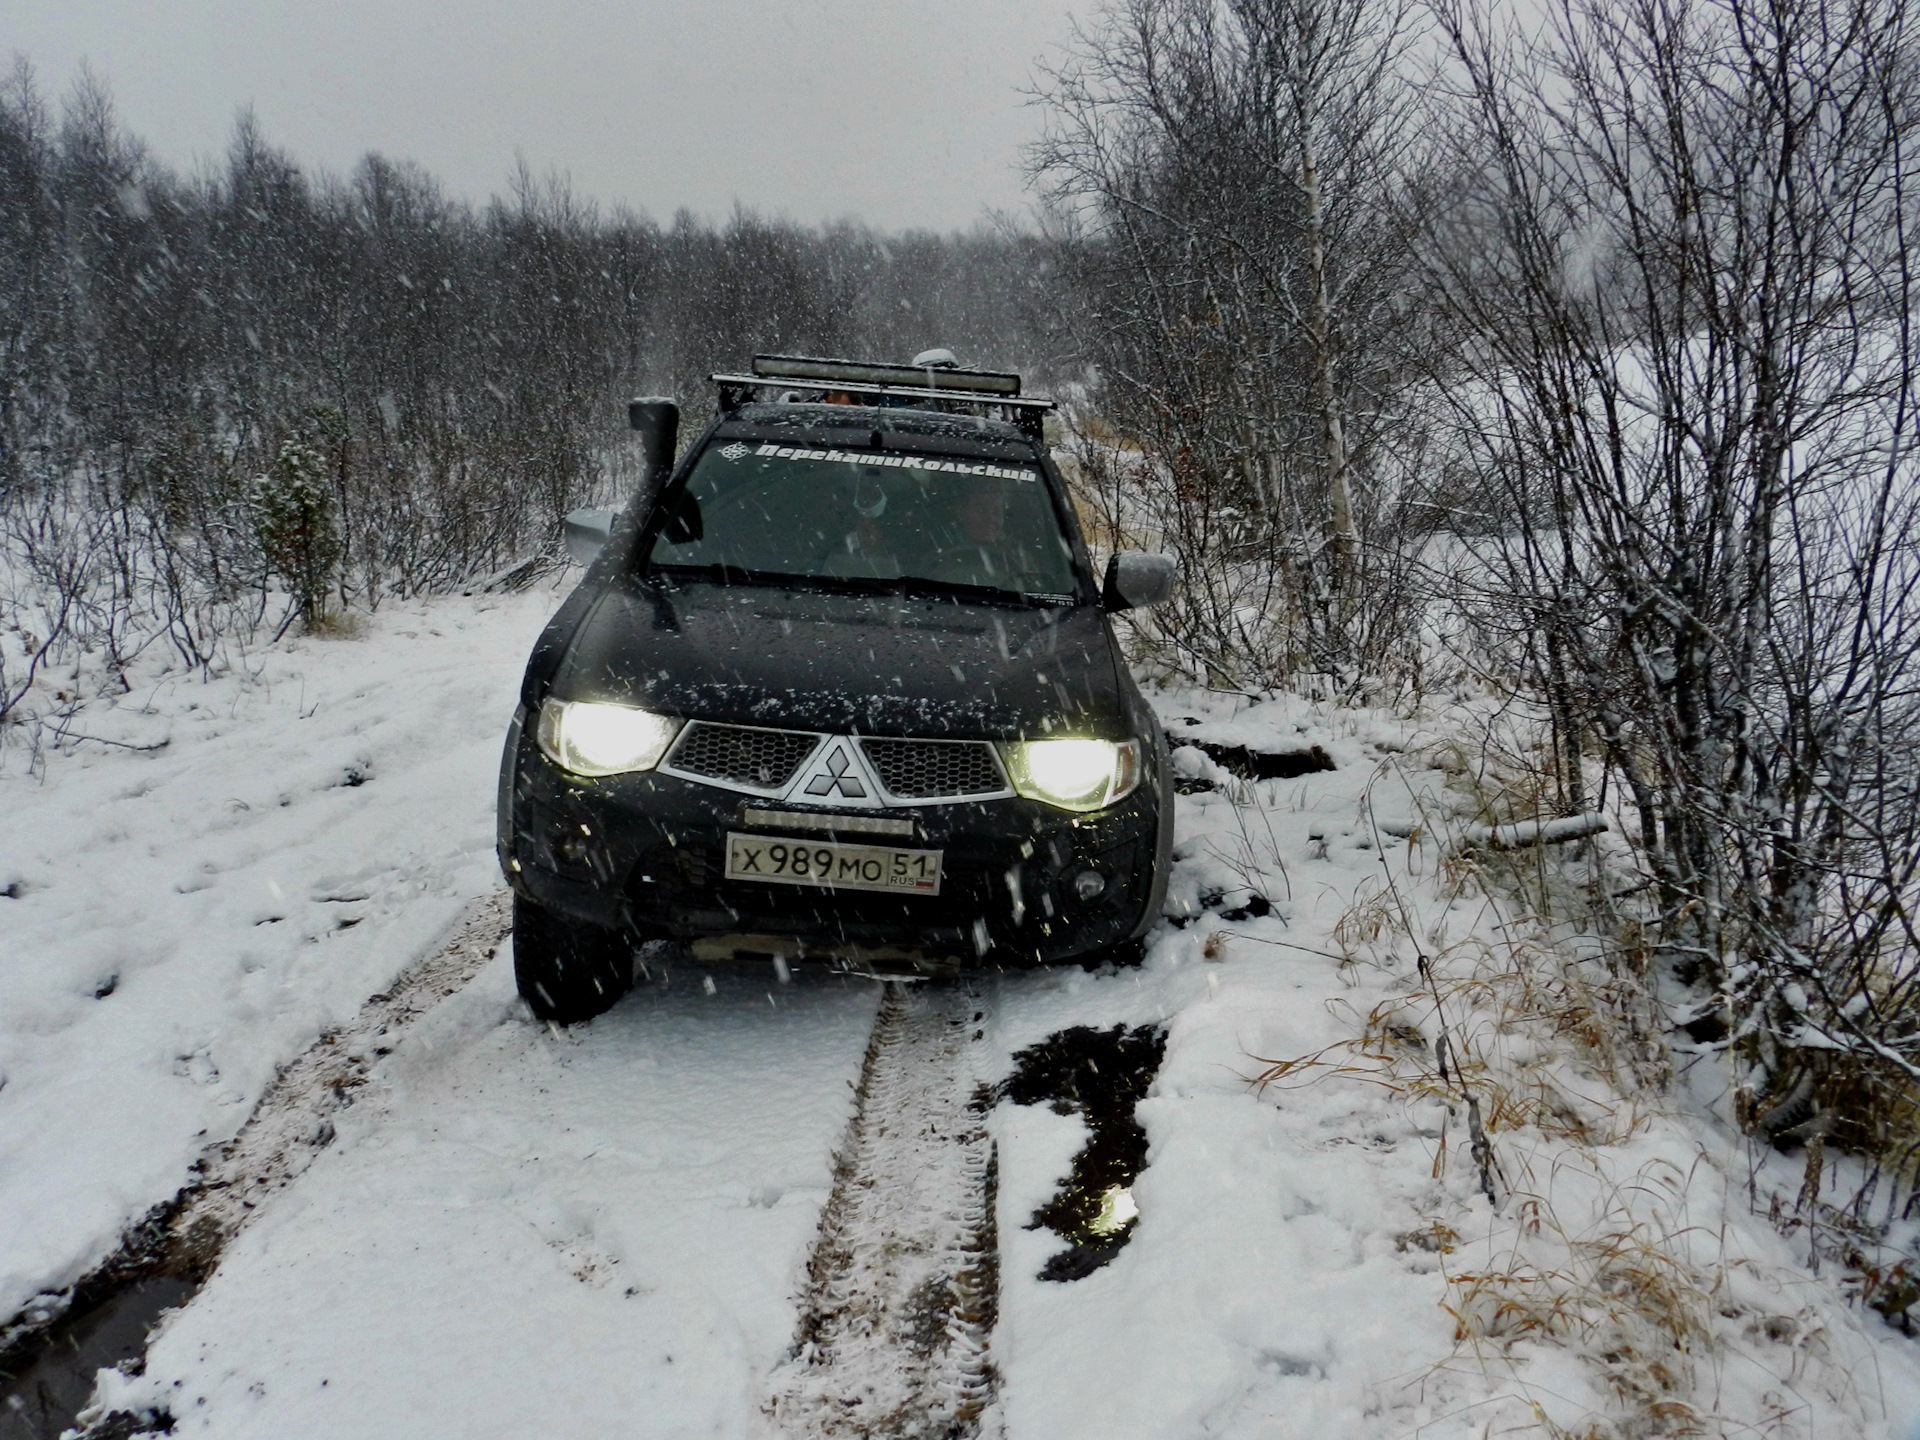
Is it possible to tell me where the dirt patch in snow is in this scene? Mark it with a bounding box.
[0,1249,191,1440]
[768,981,1000,1439]
[1164,727,1336,785]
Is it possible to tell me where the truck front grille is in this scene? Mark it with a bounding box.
[859,738,1006,800]
[669,723,820,790]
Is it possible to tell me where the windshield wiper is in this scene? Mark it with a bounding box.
[650,564,1071,607]
[652,562,844,590]
[894,576,1069,608]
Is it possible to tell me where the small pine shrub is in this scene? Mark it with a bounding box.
[252,439,342,628]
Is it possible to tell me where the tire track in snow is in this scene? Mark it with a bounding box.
[767,981,1000,1440]
[169,888,514,1252]
[1,891,513,1439]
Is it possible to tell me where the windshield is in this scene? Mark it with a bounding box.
[642,440,1081,600]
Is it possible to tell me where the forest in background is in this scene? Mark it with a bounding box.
[0,58,1055,677]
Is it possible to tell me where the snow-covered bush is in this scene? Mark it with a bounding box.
[250,440,341,630]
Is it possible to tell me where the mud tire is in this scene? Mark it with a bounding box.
[512,894,634,1024]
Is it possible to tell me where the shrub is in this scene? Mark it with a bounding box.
[251,439,341,629]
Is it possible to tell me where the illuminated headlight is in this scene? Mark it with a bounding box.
[536,699,680,777]
[1002,738,1141,812]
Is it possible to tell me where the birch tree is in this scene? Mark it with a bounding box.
[1031,0,1431,685]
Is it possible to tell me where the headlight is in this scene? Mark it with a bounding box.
[1002,737,1141,812]
[536,699,680,777]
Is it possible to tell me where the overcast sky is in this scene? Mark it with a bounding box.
[0,0,1088,232]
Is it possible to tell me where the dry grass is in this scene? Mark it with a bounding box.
[1428,700,1920,1334]
[1333,879,1400,956]
[1442,1156,1719,1435]
[1253,924,1653,1150]
[1249,724,1875,1436]
[305,607,366,640]
[1252,962,1734,1431]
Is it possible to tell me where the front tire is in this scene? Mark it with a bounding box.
[513,894,634,1024]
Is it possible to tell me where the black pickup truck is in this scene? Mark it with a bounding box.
[497,354,1177,1022]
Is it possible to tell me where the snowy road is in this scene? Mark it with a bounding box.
[0,590,563,1330]
[769,982,1000,1439]
[95,955,882,1438]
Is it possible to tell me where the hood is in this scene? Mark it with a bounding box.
[552,581,1128,738]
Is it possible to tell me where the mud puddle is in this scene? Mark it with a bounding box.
[0,892,514,1439]
[999,1025,1166,1281]
[1165,728,1336,789]
[0,1277,192,1440]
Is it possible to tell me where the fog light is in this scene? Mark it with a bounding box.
[1072,868,1107,902]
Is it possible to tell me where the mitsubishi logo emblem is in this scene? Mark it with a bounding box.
[803,745,867,798]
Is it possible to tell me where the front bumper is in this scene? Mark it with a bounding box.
[498,711,1167,967]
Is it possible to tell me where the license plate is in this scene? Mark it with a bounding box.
[724,832,943,895]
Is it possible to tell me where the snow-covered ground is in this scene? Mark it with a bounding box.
[6,590,1920,1439]
[91,961,881,1437]
[0,590,558,1325]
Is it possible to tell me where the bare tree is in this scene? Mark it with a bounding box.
[1426,0,1920,1211]
[1031,0,1435,686]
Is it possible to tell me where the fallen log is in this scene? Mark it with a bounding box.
[1461,813,1609,851]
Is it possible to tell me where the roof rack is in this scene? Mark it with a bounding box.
[711,354,1054,440]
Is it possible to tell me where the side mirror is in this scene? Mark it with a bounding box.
[564,508,615,566]
[1103,552,1177,611]
[628,397,680,482]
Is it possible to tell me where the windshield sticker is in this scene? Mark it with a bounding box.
[732,442,1034,481]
